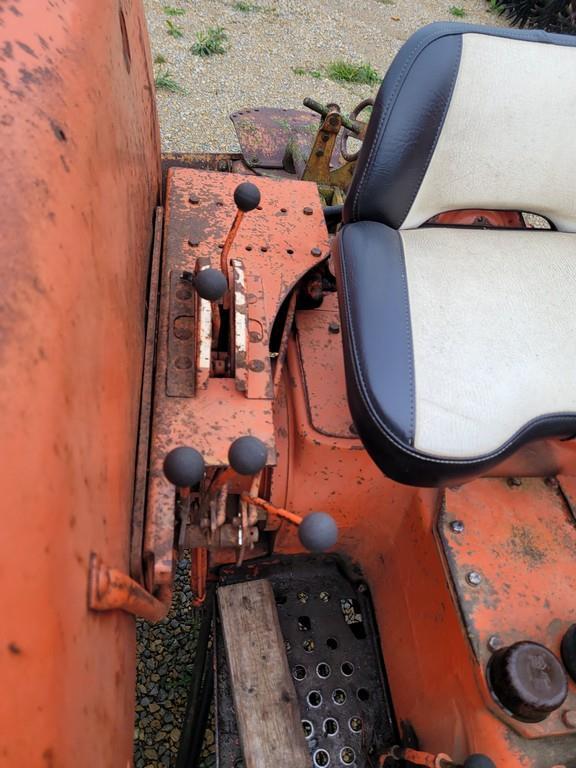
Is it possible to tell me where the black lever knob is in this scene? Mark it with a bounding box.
[163,446,205,487]
[228,435,267,475]
[189,268,227,302]
[463,756,496,768]
[298,512,338,552]
[233,182,261,213]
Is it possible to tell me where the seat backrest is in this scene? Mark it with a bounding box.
[344,23,576,231]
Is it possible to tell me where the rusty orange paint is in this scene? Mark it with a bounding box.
[267,317,576,765]
[0,1,160,766]
[145,168,329,591]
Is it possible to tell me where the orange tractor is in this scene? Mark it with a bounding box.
[2,3,576,768]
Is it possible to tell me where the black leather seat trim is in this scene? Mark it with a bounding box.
[335,222,415,446]
[344,23,576,229]
[334,221,576,487]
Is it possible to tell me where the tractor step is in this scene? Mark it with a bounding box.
[215,555,397,768]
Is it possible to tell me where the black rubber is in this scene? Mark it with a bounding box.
[163,446,205,487]
[233,181,261,212]
[298,512,339,552]
[194,268,228,302]
[228,435,268,475]
[561,623,576,682]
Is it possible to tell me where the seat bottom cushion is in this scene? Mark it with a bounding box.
[333,221,576,486]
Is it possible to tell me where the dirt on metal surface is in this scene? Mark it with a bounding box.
[439,478,576,743]
[144,168,329,591]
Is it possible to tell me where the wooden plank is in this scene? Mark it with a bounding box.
[218,579,311,768]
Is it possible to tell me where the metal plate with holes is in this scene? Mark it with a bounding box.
[215,555,397,767]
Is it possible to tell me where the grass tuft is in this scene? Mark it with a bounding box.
[191,26,228,56]
[324,61,379,86]
[292,66,322,79]
[487,0,504,11]
[154,69,185,93]
[449,5,466,16]
[166,19,184,38]
[232,0,260,10]
[163,5,186,15]
[154,53,168,64]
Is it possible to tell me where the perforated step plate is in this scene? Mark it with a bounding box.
[215,555,397,768]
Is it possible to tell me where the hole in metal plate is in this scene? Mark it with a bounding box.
[323,717,339,737]
[317,662,331,679]
[308,690,323,708]
[333,689,347,705]
[314,748,330,767]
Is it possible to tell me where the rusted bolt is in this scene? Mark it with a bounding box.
[251,156,259,164]
[487,634,502,652]
[175,356,192,370]
[562,710,576,728]
[248,359,265,372]
[249,331,262,343]
[311,247,322,257]
[321,133,330,142]
[467,571,482,586]
[329,116,339,127]
[188,238,200,248]
[315,149,324,157]
[303,206,314,216]
[328,322,340,335]
[188,195,199,205]
[507,477,522,487]
[450,520,464,534]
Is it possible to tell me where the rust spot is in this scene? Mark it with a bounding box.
[507,524,547,569]
[42,748,54,767]
[50,119,66,142]
[16,41,37,59]
[1,41,13,60]
[7,642,21,655]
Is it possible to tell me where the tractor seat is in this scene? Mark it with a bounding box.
[333,23,576,487]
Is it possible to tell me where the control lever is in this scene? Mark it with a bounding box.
[220,181,261,281]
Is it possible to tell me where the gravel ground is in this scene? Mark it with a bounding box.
[136,3,508,767]
[144,0,505,153]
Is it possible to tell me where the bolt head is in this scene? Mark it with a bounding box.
[487,634,502,652]
[450,520,465,533]
[467,571,482,586]
[328,322,340,335]
[303,206,313,216]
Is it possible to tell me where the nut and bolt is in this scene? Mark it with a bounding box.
[328,322,340,335]
[466,571,483,586]
[188,195,199,205]
[487,634,502,652]
[188,238,200,248]
[507,477,522,487]
[450,520,465,534]
[303,206,314,216]
[311,247,323,257]
[248,359,265,372]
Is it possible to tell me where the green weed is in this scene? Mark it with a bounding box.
[163,5,186,15]
[154,69,185,93]
[449,5,466,16]
[166,19,184,38]
[324,61,379,86]
[191,26,227,56]
[232,1,260,10]
[154,53,168,64]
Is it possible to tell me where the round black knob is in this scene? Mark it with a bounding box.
[561,623,576,681]
[298,512,338,552]
[194,268,228,302]
[228,436,267,475]
[488,641,568,722]
[163,446,205,487]
[233,182,261,213]
[463,756,496,768]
